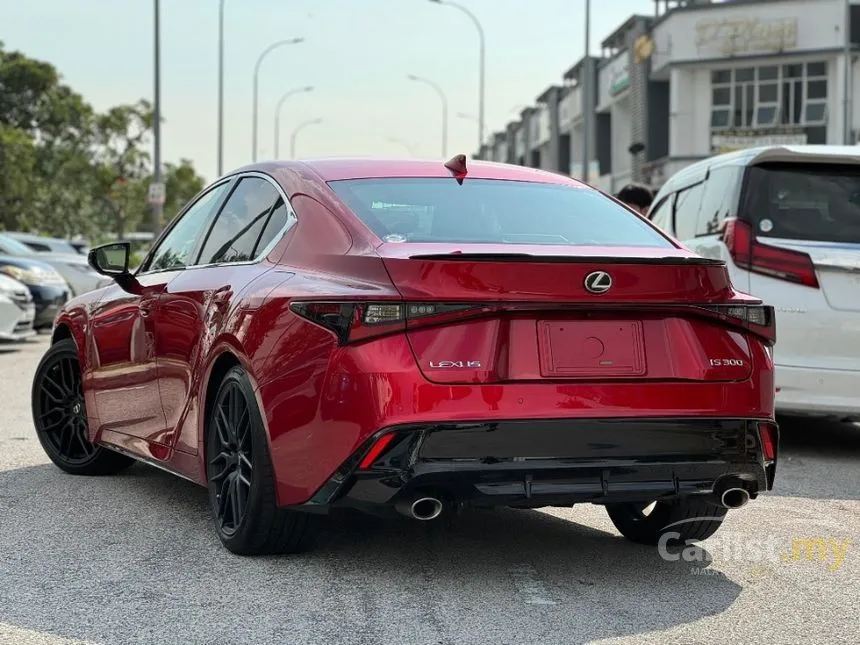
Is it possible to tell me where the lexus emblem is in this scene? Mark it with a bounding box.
[584,271,613,294]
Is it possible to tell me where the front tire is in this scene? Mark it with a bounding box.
[205,366,320,555]
[31,338,135,476]
[605,497,728,546]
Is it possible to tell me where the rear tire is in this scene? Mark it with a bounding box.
[205,366,321,555]
[605,496,728,546]
[31,339,135,476]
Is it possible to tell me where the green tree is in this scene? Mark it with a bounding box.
[0,42,208,240]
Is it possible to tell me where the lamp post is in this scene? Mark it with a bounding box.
[252,37,304,162]
[290,118,322,159]
[216,0,225,176]
[581,0,592,183]
[151,0,163,236]
[429,0,485,149]
[407,74,448,157]
[274,86,314,158]
[388,137,418,156]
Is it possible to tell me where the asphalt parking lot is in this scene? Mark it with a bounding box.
[0,336,858,645]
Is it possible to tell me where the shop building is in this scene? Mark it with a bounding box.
[477,0,858,191]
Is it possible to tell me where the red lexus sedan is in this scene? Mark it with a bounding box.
[31,156,778,555]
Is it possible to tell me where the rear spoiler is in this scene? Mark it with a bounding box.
[407,252,726,267]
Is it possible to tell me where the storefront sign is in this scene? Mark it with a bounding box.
[609,64,630,97]
[696,17,798,56]
[711,132,807,154]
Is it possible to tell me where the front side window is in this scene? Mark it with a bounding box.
[648,195,675,234]
[145,182,230,272]
[328,178,673,248]
[672,182,705,241]
[197,177,280,265]
[697,167,743,236]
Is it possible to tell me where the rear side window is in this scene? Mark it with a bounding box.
[327,178,673,248]
[197,177,280,265]
[742,164,860,243]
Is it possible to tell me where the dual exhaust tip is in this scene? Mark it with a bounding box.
[396,495,444,521]
[714,477,752,509]
[396,482,751,518]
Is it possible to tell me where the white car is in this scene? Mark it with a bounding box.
[648,145,860,421]
[0,233,102,296]
[0,274,36,341]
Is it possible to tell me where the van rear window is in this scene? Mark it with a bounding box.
[743,165,860,243]
[327,178,673,248]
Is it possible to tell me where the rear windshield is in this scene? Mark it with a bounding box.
[743,164,860,243]
[327,178,673,248]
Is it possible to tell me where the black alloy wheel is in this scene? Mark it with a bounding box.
[208,379,254,536]
[205,365,320,555]
[606,497,728,546]
[32,339,134,475]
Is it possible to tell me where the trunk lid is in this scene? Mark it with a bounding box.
[377,242,738,303]
[374,244,757,384]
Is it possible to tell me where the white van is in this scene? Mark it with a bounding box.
[649,145,860,421]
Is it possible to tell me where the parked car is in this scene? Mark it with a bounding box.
[0,273,36,341]
[32,157,777,556]
[0,256,69,329]
[68,239,90,255]
[5,232,81,256]
[0,234,102,296]
[648,145,860,422]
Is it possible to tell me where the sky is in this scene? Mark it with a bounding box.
[1,0,653,183]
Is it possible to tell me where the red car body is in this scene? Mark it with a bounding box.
[45,158,777,539]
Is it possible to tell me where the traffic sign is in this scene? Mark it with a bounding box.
[147,182,166,205]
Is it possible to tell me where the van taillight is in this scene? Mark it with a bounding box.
[288,301,485,344]
[723,218,819,288]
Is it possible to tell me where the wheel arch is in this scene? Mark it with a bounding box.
[51,311,87,356]
[197,339,270,482]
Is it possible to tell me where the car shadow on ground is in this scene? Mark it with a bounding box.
[0,461,741,645]
[770,416,860,501]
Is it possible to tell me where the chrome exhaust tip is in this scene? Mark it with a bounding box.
[720,487,750,509]
[410,497,443,521]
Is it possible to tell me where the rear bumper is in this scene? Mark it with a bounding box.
[303,417,777,513]
[775,364,860,420]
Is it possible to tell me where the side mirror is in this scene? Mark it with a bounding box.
[88,242,131,276]
[88,242,141,294]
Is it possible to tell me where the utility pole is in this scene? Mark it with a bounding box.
[844,0,853,145]
[151,0,164,236]
[581,0,591,183]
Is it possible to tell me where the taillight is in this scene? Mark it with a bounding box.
[702,303,776,345]
[757,421,778,463]
[288,301,484,345]
[723,218,819,288]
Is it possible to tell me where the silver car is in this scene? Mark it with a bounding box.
[0,234,103,297]
[0,274,36,341]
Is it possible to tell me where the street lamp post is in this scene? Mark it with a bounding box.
[217,0,225,176]
[290,118,322,159]
[388,137,418,156]
[152,0,163,236]
[430,0,485,150]
[274,86,314,158]
[582,0,592,183]
[407,74,448,157]
[252,37,304,162]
